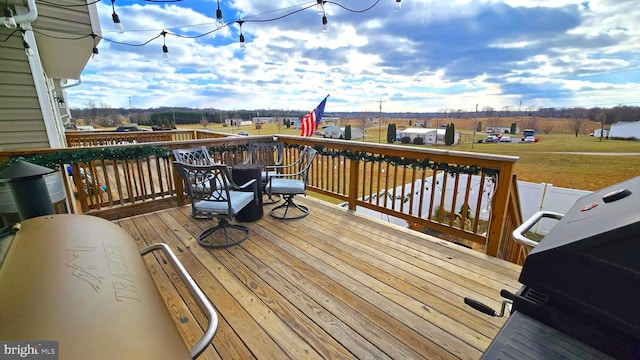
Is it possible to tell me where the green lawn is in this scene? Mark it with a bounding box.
[457,133,640,190]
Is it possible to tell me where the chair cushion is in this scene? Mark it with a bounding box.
[266,179,305,195]
[195,191,254,215]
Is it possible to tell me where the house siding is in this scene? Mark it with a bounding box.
[0,29,48,150]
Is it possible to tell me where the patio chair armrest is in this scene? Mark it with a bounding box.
[265,163,295,172]
[268,171,303,180]
[140,243,218,359]
[234,178,257,191]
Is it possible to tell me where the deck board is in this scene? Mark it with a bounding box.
[115,196,522,359]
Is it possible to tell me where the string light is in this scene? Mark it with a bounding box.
[22,39,33,56]
[3,5,16,29]
[322,15,328,33]
[215,0,224,28]
[56,96,66,109]
[161,30,169,60]
[13,1,388,57]
[316,0,325,15]
[91,33,99,61]
[20,28,33,56]
[395,0,402,12]
[238,20,246,50]
[111,0,125,34]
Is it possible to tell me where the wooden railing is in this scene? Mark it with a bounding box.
[65,129,230,147]
[275,136,520,258]
[0,133,527,263]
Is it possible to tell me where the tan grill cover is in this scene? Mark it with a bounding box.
[0,214,190,360]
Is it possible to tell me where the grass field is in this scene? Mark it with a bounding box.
[170,118,640,191]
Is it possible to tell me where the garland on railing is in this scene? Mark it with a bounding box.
[205,144,250,157]
[0,145,172,170]
[304,145,500,177]
[2,142,498,177]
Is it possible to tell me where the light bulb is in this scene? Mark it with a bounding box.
[322,15,328,33]
[162,45,169,61]
[112,13,125,33]
[395,0,402,11]
[23,40,33,56]
[3,7,16,29]
[216,8,224,28]
[239,33,246,50]
[316,0,324,15]
[92,47,99,62]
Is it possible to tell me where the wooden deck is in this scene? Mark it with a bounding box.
[115,196,523,360]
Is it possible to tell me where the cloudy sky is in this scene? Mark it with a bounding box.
[66,0,640,113]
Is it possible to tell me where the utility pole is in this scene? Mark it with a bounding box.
[600,110,607,142]
[472,104,478,149]
[377,99,386,143]
[362,111,366,142]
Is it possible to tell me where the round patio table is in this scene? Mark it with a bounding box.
[231,163,263,222]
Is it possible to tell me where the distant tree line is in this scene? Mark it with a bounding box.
[70,103,640,127]
[70,104,310,126]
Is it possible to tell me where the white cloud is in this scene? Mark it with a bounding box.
[65,0,640,112]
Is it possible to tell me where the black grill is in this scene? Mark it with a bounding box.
[484,176,640,359]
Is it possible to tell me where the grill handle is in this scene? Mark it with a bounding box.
[512,210,564,254]
[464,289,516,317]
[464,297,497,316]
[141,243,219,359]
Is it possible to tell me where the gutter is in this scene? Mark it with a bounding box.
[62,77,82,89]
[1,0,38,25]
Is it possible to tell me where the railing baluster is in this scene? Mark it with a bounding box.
[472,173,486,233]
[449,173,461,227]
[417,169,426,218]
[383,160,390,209]
[101,159,114,207]
[408,167,416,216]
[437,172,448,223]
[461,174,473,231]
[376,160,382,207]
[428,170,437,221]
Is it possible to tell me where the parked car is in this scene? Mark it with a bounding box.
[115,124,141,132]
[523,136,537,143]
[237,130,249,136]
[485,135,499,143]
[499,136,512,143]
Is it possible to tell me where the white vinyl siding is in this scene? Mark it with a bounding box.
[0,28,48,150]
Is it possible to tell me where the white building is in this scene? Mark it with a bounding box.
[398,128,461,145]
[590,128,609,137]
[609,121,640,140]
[322,126,364,139]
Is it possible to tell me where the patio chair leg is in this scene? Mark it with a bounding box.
[269,195,309,220]
[198,219,249,248]
[262,192,281,205]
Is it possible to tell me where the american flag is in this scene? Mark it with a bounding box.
[300,96,328,137]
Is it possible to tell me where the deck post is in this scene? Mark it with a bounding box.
[485,161,516,257]
[172,163,186,206]
[348,157,360,211]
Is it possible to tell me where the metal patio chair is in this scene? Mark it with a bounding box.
[172,146,216,165]
[264,146,317,220]
[174,162,258,248]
